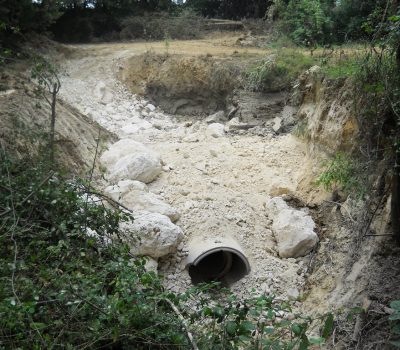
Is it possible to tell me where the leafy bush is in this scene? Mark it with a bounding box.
[246,50,315,92]
[185,290,334,349]
[0,149,187,348]
[316,152,364,196]
[275,0,333,46]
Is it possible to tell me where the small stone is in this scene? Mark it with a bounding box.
[287,288,300,300]
[272,117,282,133]
[144,257,158,273]
[208,123,225,138]
[209,149,218,157]
[145,103,156,112]
[286,313,295,320]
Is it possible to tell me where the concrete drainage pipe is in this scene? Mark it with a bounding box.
[185,236,251,285]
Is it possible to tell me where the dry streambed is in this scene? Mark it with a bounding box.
[59,41,320,302]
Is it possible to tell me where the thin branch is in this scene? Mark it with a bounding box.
[85,190,134,214]
[70,288,109,317]
[362,187,390,237]
[324,200,357,223]
[84,128,102,231]
[162,298,199,350]
[364,233,394,237]
[0,171,54,218]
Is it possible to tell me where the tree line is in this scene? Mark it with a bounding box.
[0,1,398,45]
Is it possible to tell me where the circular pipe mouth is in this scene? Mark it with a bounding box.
[187,246,250,285]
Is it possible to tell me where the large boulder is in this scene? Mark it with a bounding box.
[104,180,180,222]
[120,212,183,259]
[265,197,318,258]
[100,139,162,183]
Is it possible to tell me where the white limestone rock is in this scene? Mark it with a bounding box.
[208,123,225,138]
[120,212,183,258]
[104,180,180,222]
[145,103,156,112]
[272,117,282,133]
[94,81,113,105]
[100,139,162,183]
[143,256,158,273]
[265,197,318,258]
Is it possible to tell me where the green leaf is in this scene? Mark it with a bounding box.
[299,335,310,350]
[30,322,46,330]
[309,337,325,345]
[391,301,400,311]
[267,309,274,319]
[388,16,400,22]
[291,323,303,336]
[226,321,237,336]
[240,320,256,332]
[322,313,334,339]
[238,335,252,343]
[389,340,400,348]
[389,312,400,321]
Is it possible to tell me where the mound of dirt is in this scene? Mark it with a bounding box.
[0,70,114,172]
[120,53,239,116]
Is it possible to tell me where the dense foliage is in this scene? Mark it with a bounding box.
[1,0,398,45]
[273,0,392,45]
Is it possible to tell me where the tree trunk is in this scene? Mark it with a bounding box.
[392,154,400,243]
[396,43,400,70]
[392,0,398,15]
[50,83,57,167]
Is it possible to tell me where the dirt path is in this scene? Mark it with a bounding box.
[59,38,312,299]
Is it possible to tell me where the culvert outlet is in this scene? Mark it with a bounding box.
[185,237,250,285]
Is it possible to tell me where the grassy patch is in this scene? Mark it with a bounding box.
[315,152,365,196]
[321,54,361,79]
[245,49,316,92]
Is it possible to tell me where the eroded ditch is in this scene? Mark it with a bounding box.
[59,42,323,303]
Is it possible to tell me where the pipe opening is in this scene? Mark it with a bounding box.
[188,249,249,285]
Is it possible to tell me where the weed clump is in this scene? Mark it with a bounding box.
[315,152,365,197]
[245,50,315,92]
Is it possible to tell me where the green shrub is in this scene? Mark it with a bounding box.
[316,152,364,196]
[276,0,333,46]
[246,50,315,92]
[0,150,186,348]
